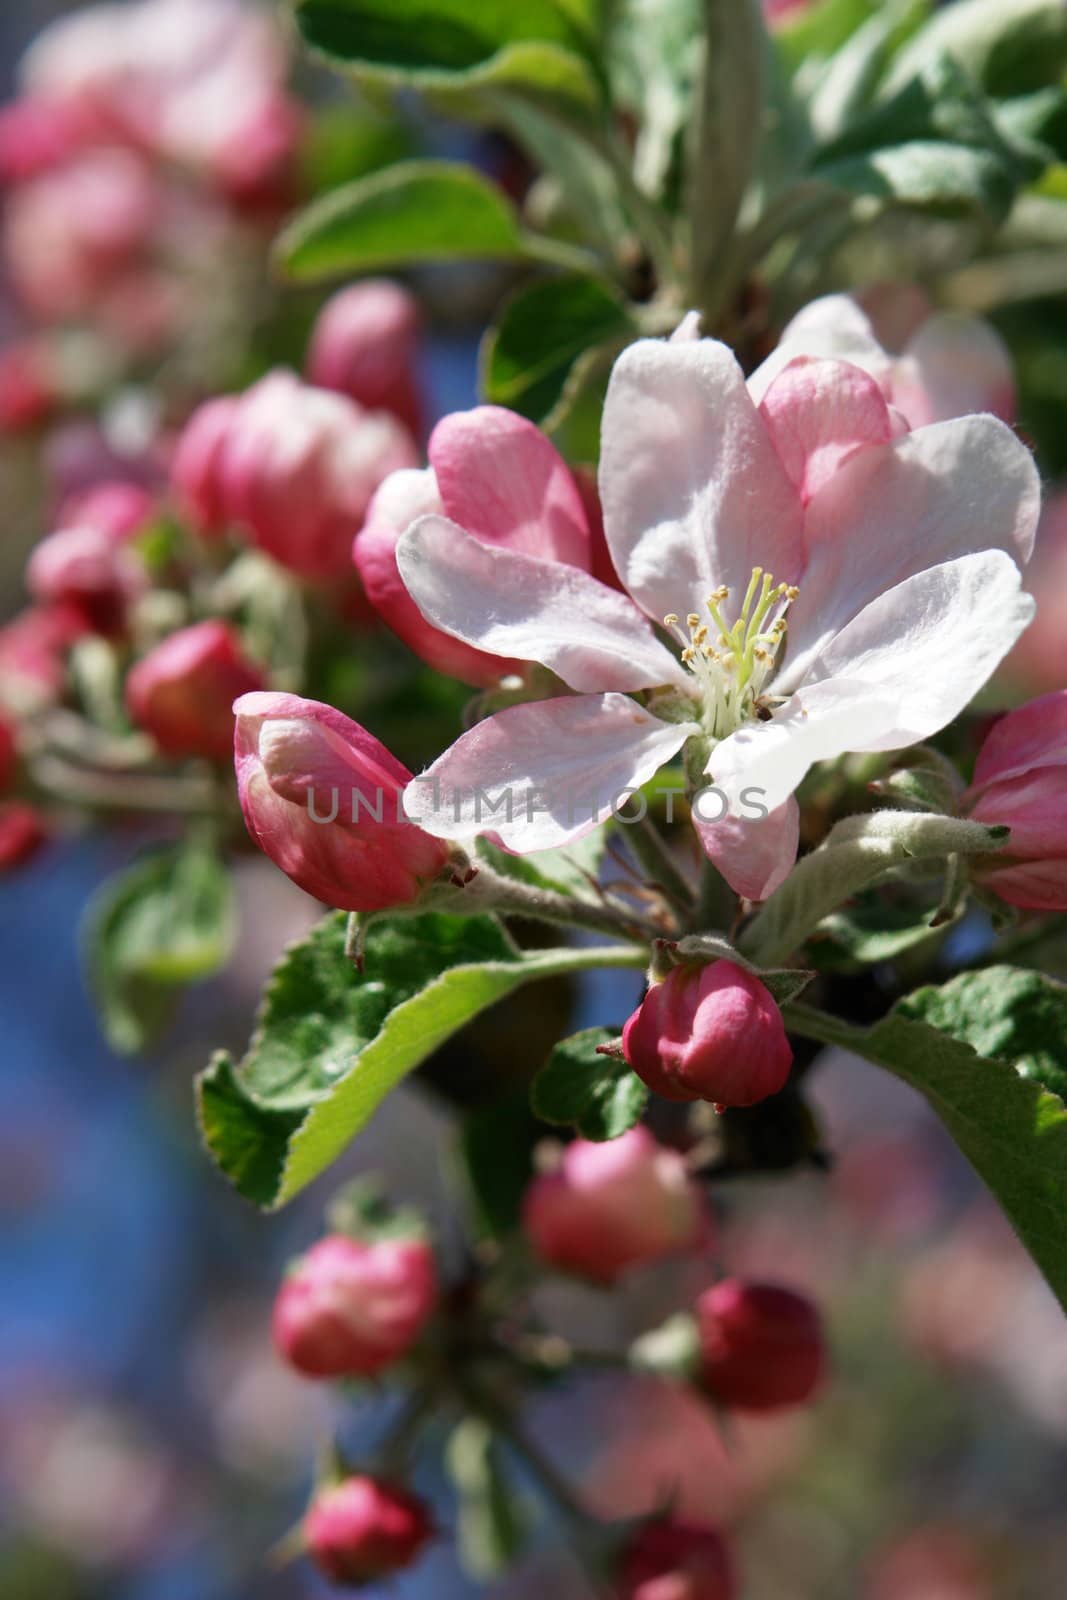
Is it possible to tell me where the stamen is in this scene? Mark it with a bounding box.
[669,566,801,739]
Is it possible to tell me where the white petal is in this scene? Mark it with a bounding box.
[779,415,1041,688]
[396,514,688,693]
[598,337,804,625]
[403,693,700,852]
[893,312,1015,427]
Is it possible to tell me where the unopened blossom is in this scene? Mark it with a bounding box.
[234,691,450,913]
[355,405,594,686]
[0,603,84,711]
[962,690,1067,911]
[522,1126,709,1285]
[273,1233,437,1379]
[0,715,18,795]
[59,481,155,544]
[0,805,48,871]
[19,0,299,200]
[3,148,161,324]
[1006,488,1067,693]
[173,372,416,579]
[755,291,1016,428]
[27,524,147,636]
[305,1475,433,1585]
[0,341,55,434]
[623,959,792,1107]
[126,621,264,760]
[308,280,423,437]
[400,324,1038,898]
[619,1516,737,1600]
[697,1279,824,1411]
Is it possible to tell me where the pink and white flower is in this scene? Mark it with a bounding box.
[399,321,1039,899]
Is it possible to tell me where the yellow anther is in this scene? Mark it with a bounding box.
[681,646,696,664]
[709,586,729,604]
[692,624,708,646]
[663,612,679,628]
[686,613,700,629]
[785,585,800,601]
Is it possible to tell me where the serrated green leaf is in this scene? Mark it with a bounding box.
[196,911,641,1208]
[480,273,633,422]
[531,1026,647,1140]
[294,0,602,115]
[84,844,234,1055]
[741,810,1008,968]
[275,161,530,282]
[788,969,1067,1310]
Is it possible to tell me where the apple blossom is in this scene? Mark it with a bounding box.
[400,330,1038,899]
[126,621,264,760]
[355,404,593,686]
[619,1516,736,1600]
[697,1279,824,1411]
[623,959,793,1107]
[234,691,451,913]
[304,1475,433,1585]
[172,372,417,579]
[0,603,84,710]
[308,280,423,437]
[522,1126,709,1285]
[0,805,48,871]
[962,690,1067,911]
[27,524,147,637]
[273,1233,437,1380]
[60,481,155,544]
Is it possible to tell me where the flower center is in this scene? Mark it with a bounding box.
[663,566,798,739]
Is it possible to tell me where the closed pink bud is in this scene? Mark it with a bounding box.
[27,524,146,637]
[623,960,793,1107]
[0,341,55,434]
[172,373,417,578]
[234,691,450,913]
[170,395,242,536]
[522,1126,709,1286]
[59,480,154,543]
[0,804,48,871]
[619,1517,737,1600]
[0,602,83,707]
[963,689,1067,911]
[308,280,423,438]
[305,1475,433,1585]
[273,1234,437,1379]
[126,621,264,760]
[0,715,19,795]
[697,1280,825,1411]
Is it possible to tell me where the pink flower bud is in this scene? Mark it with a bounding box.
[619,1517,737,1600]
[0,602,83,708]
[273,1233,437,1379]
[171,373,417,578]
[308,281,424,438]
[623,960,793,1107]
[0,804,48,871]
[962,689,1067,911]
[126,621,264,760]
[59,481,155,544]
[234,691,450,913]
[0,716,19,795]
[697,1279,825,1411]
[26,524,147,637]
[0,341,55,434]
[305,1475,433,1585]
[522,1126,709,1286]
[0,97,97,182]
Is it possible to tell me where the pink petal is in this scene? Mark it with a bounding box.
[599,337,804,626]
[972,690,1067,788]
[748,294,893,404]
[403,693,700,852]
[397,515,689,694]
[893,313,1016,427]
[693,795,800,901]
[979,858,1067,912]
[429,405,590,568]
[759,356,896,506]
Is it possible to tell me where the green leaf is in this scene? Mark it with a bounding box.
[196,911,636,1208]
[812,900,951,969]
[788,968,1067,1310]
[275,161,530,282]
[446,1418,527,1580]
[294,0,602,115]
[531,1026,648,1140]
[458,1091,543,1240]
[886,0,1067,99]
[325,1175,430,1243]
[480,273,633,422]
[775,0,885,68]
[741,809,1008,968]
[606,0,701,198]
[813,56,1028,224]
[869,746,964,814]
[85,844,235,1055]
[475,829,608,899]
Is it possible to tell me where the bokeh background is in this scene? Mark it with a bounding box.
[3,4,1067,1599]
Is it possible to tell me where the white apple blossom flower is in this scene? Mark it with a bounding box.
[400,318,1039,899]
